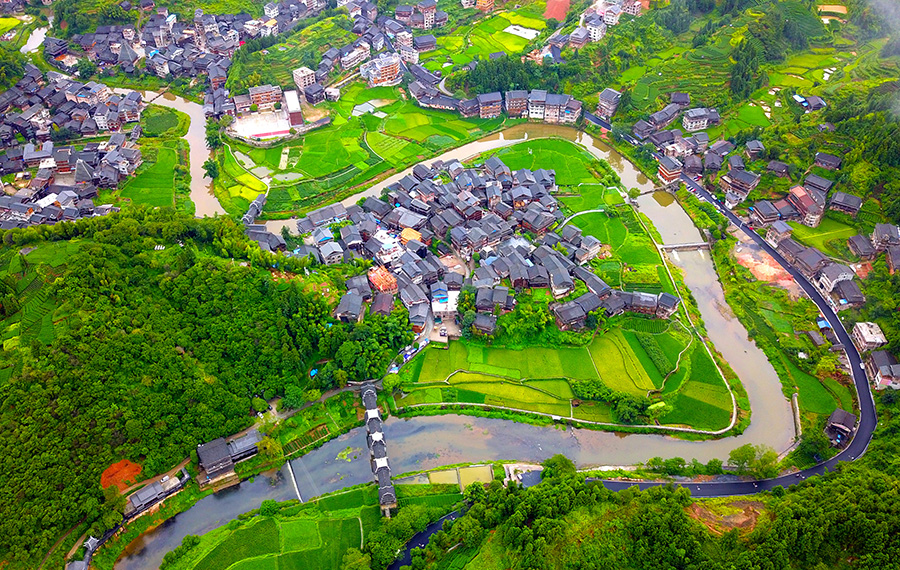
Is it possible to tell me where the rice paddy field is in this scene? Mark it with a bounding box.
[226,15,356,90]
[214,146,268,213]
[0,241,84,378]
[120,146,177,207]
[225,81,516,217]
[421,11,546,73]
[164,484,461,570]
[488,139,600,186]
[0,17,20,36]
[570,207,676,294]
[396,321,733,430]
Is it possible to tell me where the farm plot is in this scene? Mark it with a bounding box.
[492,139,599,185]
[366,131,427,166]
[193,518,280,570]
[589,330,657,396]
[0,17,18,36]
[422,12,541,72]
[120,147,176,207]
[788,217,857,258]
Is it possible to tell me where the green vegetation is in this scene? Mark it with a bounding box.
[120,146,177,207]
[396,325,732,430]
[0,17,19,36]
[163,484,462,570]
[222,82,518,218]
[141,105,190,138]
[0,210,412,566]
[422,11,545,73]
[788,216,858,259]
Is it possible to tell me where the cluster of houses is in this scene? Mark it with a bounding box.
[123,468,191,520]
[0,135,141,228]
[851,321,900,390]
[284,156,678,338]
[409,80,583,125]
[196,430,262,487]
[360,384,397,516]
[764,221,864,310]
[747,151,843,225]
[0,67,143,146]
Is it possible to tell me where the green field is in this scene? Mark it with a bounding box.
[421,11,544,72]
[169,484,460,570]
[215,146,268,212]
[141,105,188,138]
[194,518,280,570]
[589,330,657,396]
[0,17,19,36]
[490,139,600,186]
[398,327,733,430]
[120,147,176,207]
[789,217,858,258]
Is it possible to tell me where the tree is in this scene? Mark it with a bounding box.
[282,384,306,409]
[546,18,559,28]
[77,59,97,79]
[252,397,268,413]
[250,103,259,112]
[464,481,486,503]
[260,499,278,516]
[341,548,371,570]
[382,373,402,393]
[257,436,282,459]
[542,454,576,479]
[202,159,219,179]
[628,187,641,200]
[728,444,756,474]
[205,119,222,149]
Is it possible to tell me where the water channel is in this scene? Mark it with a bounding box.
[127,91,225,217]
[113,121,796,569]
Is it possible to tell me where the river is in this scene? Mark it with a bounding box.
[114,124,795,569]
[127,91,225,217]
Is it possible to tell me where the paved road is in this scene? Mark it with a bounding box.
[600,175,876,497]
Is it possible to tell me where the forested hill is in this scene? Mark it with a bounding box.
[0,210,410,565]
[401,402,900,570]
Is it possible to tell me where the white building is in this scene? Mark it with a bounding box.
[603,4,621,25]
[852,321,888,352]
[264,2,279,18]
[292,66,316,89]
[585,15,607,41]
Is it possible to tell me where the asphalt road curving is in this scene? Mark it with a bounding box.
[599,175,876,498]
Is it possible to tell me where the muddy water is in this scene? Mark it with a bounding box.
[117,126,796,569]
[20,26,48,53]
[134,91,224,217]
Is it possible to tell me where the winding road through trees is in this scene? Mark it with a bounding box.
[602,176,876,497]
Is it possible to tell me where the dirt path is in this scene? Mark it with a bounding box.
[37,517,84,570]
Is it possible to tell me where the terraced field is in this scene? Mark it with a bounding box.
[397,325,732,430]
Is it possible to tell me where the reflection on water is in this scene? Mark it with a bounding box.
[20,27,47,53]
[652,191,675,207]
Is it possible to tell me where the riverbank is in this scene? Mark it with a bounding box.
[101,125,795,570]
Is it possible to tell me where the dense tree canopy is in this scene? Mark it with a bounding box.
[0,210,409,563]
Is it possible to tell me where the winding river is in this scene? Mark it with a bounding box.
[112,114,796,569]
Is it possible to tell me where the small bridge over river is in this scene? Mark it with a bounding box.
[658,242,711,252]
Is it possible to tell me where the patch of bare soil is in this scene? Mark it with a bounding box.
[687,500,766,535]
[731,229,803,298]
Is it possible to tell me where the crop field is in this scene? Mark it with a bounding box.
[789,217,857,258]
[422,11,544,72]
[559,183,626,213]
[193,518,280,570]
[366,131,427,166]
[141,105,187,138]
[120,147,176,207]
[589,330,657,396]
[659,346,733,430]
[398,328,731,429]
[490,139,599,185]
[174,482,465,570]
[0,17,18,36]
[216,146,267,213]
[227,16,356,89]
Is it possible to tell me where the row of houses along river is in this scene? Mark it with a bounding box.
[113,112,794,569]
